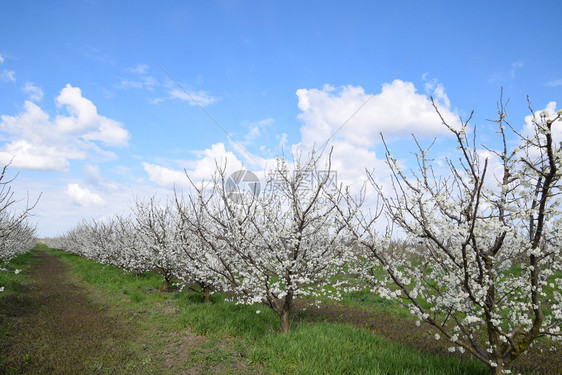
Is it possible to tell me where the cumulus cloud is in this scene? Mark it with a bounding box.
[142,162,190,188]
[423,76,450,108]
[143,143,245,188]
[55,84,129,146]
[0,69,15,82]
[143,80,460,202]
[523,101,561,145]
[0,140,77,170]
[21,81,43,101]
[66,183,105,207]
[142,80,460,197]
[191,143,245,179]
[296,79,459,149]
[292,79,463,196]
[0,84,129,170]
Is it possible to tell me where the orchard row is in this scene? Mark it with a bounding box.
[41,103,562,374]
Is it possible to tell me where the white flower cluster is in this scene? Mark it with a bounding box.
[0,163,38,292]
[343,105,562,374]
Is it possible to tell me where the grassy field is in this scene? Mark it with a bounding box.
[3,245,558,374]
[49,247,492,374]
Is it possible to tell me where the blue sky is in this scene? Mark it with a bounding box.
[0,0,560,237]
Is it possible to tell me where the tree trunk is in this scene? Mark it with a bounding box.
[490,364,504,375]
[163,277,170,292]
[203,285,211,303]
[278,292,293,333]
[280,309,290,333]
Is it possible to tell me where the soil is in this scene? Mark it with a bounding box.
[0,251,139,373]
[0,251,261,374]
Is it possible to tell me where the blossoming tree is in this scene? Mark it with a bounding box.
[0,162,38,264]
[345,97,562,374]
[189,151,353,332]
[133,197,182,292]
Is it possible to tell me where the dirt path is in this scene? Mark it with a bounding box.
[0,251,140,374]
[0,251,264,375]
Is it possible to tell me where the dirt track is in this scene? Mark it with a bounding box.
[0,251,263,375]
[0,251,136,374]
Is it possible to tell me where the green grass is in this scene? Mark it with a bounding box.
[173,291,280,338]
[50,249,175,303]
[0,246,38,294]
[0,249,38,350]
[251,323,487,375]
[171,290,487,374]
[51,248,491,375]
[340,289,411,318]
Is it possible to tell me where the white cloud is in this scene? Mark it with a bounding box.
[0,54,4,64]
[318,139,388,189]
[293,79,463,198]
[242,118,274,145]
[0,69,15,82]
[55,84,129,147]
[169,87,218,107]
[423,77,450,108]
[0,140,74,170]
[142,80,460,201]
[115,76,158,90]
[83,164,118,190]
[143,143,246,189]
[489,61,525,82]
[115,79,143,89]
[55,84,129,146]
[126,63,149,75]
[1,100,59,143]
[66,183,105,207]
[523,101,561,145]
[191,143,245,179]
[296,79,459,149]
[277,133,288,149]
[546,79,562,87]
[142,162,190,188]
[0,84,129,170]
[22,81,43,101]
[509,61,524,78]
[115,64,158,93]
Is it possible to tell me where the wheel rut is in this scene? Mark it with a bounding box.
[0,251,134,374]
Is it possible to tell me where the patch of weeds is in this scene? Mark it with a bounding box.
[21,353,31,366]
[140,284,157,294]
[142,356,152,365]
[130,292,146,303]
[0,249,37,295]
